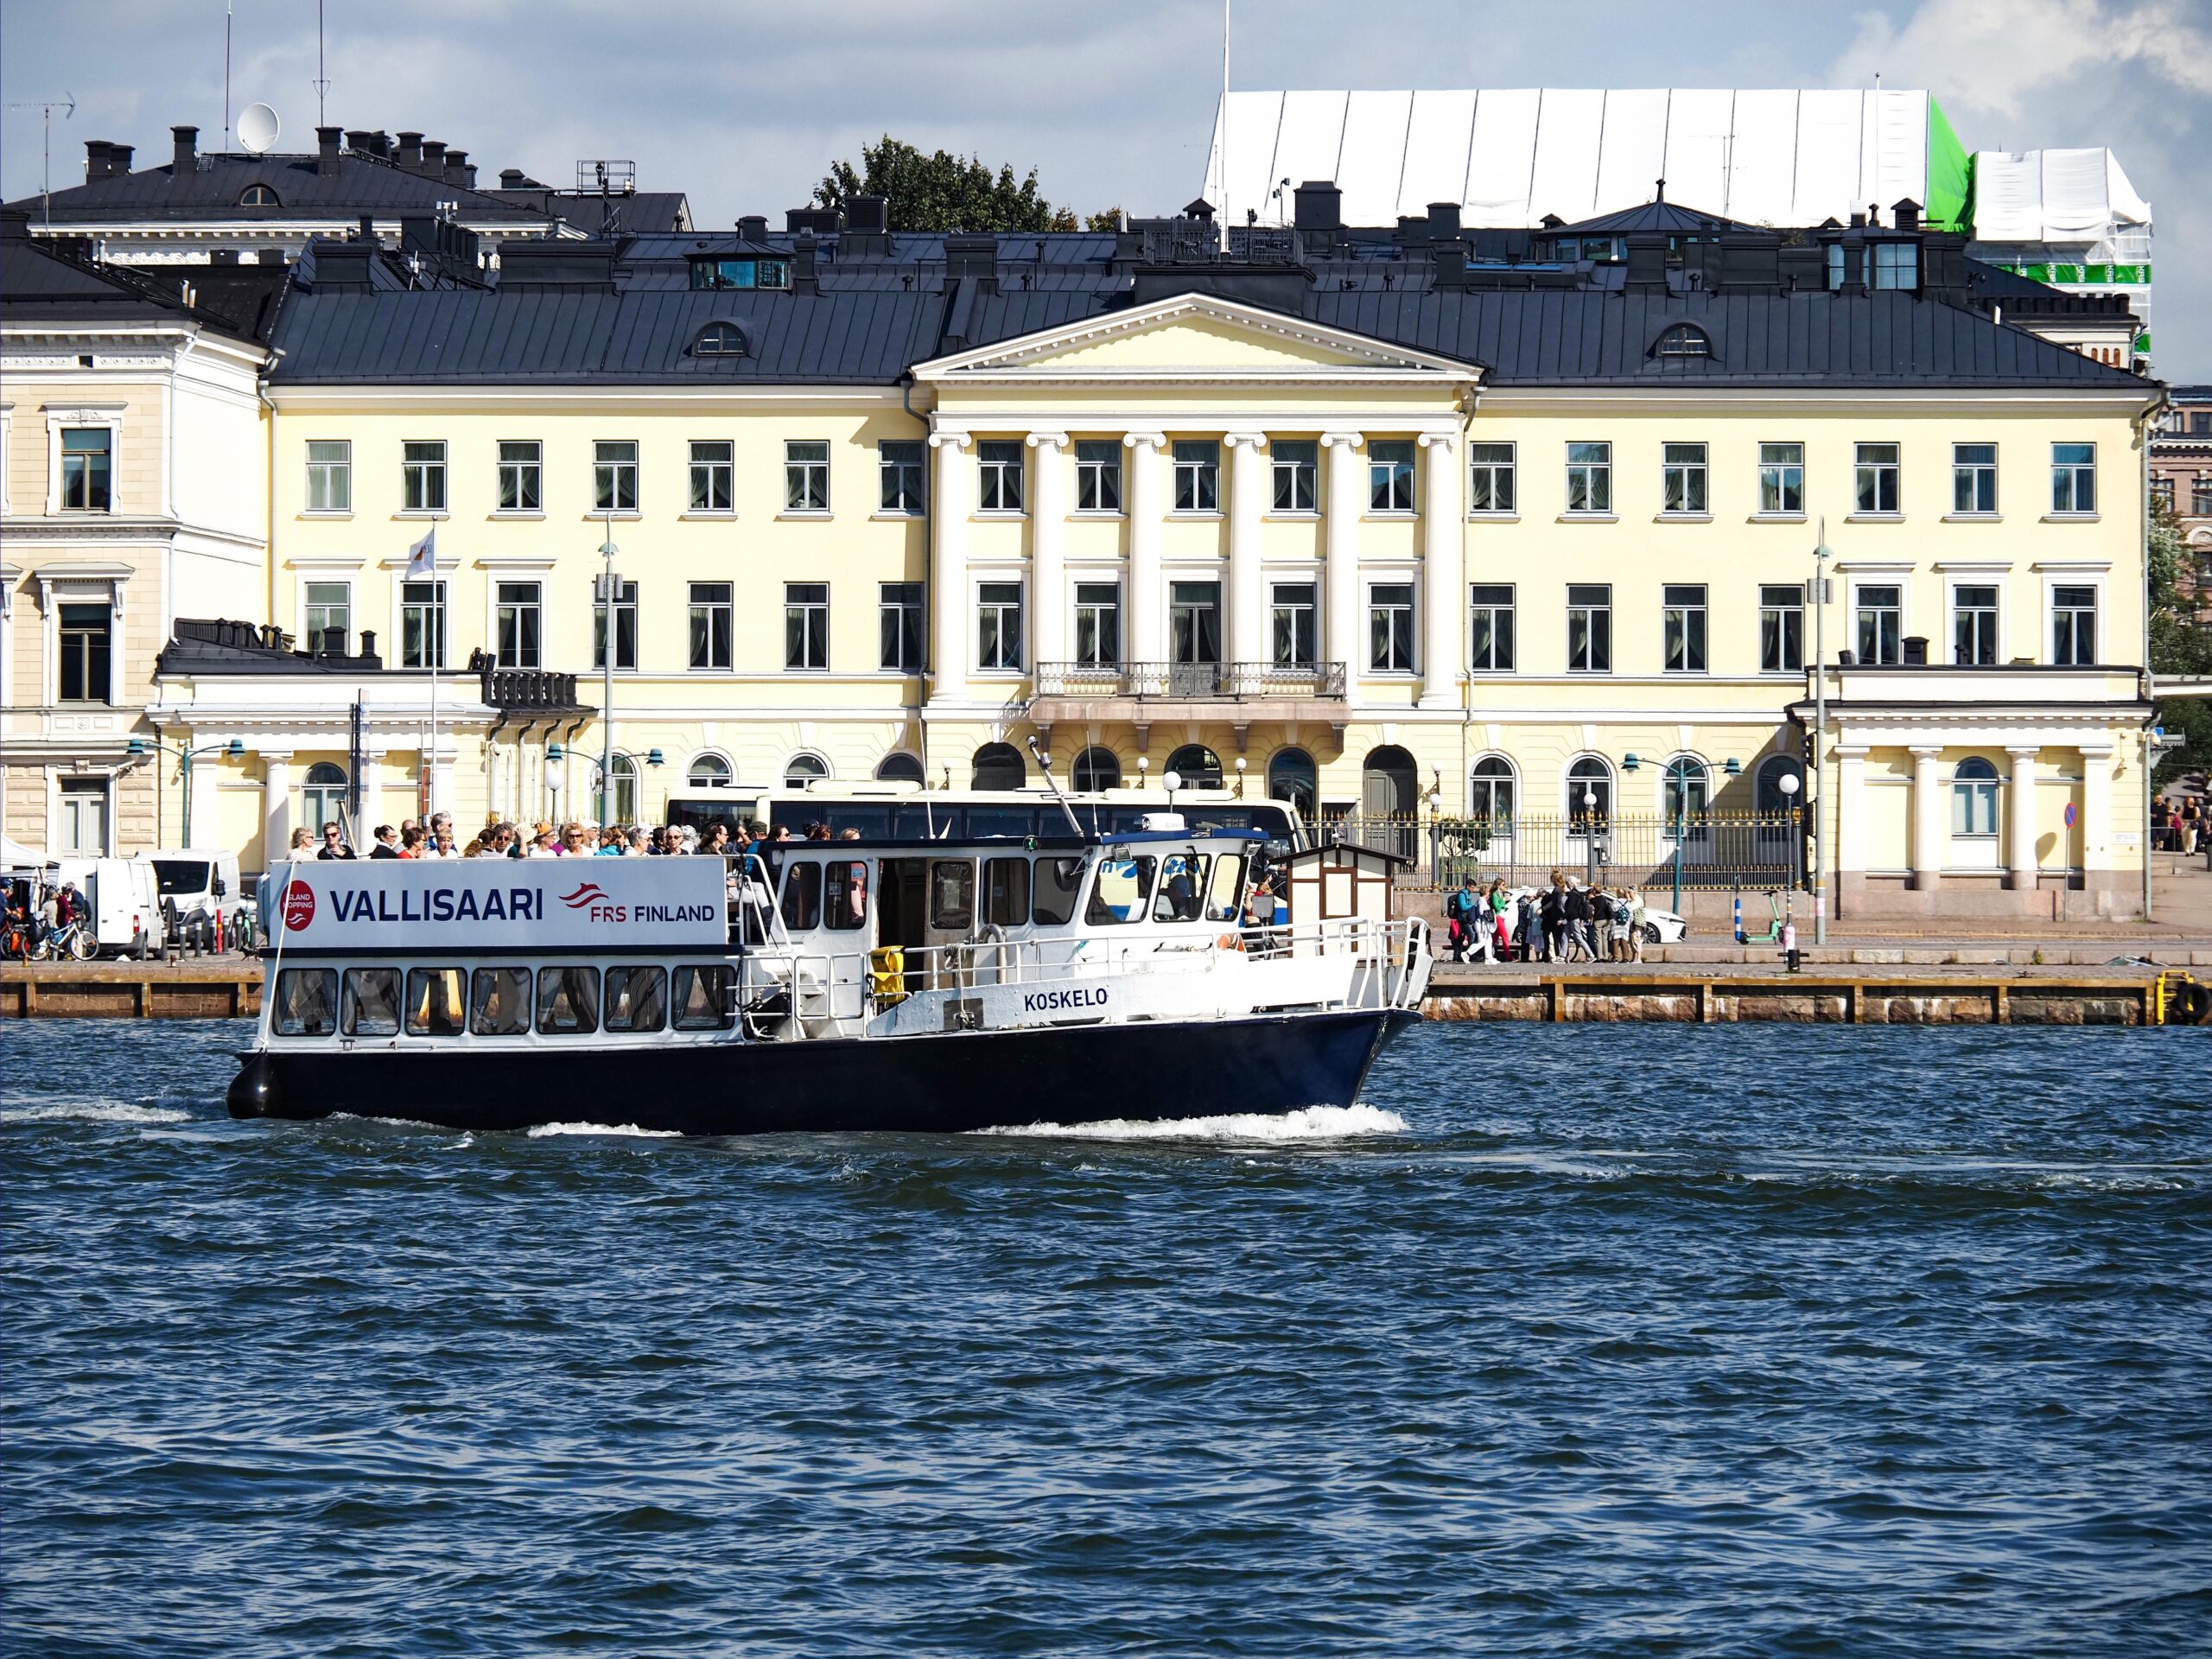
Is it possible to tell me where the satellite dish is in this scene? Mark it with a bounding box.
[237,103,281,156]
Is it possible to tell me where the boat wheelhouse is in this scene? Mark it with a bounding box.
[230,824,1429,1135]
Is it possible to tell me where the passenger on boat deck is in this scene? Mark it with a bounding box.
[623,827,649,855]
[470,823,515,859]
[563,822,594,855]
[528,830,560,857]
[766,824,792,843]
[398,824,426,858]
[426,815,458,859]
[698,823,731,855]
[316,822,358,861]
[805,822,831,842]
[370,824,400,859]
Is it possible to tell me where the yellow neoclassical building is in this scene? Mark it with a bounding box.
[142,200,2162,917]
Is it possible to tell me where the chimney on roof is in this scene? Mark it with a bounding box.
[499,168,526,188]
[1849,209,1866,229]
[84,140,112,181]
[1427,201,1462,241]
[1893,198,1922,232]
[1624,231,1668,293]
[421,139,447,177]
[1396,214,1429,245]
[316,126,342,178]
[358,213,376,242]
[211,248,239,266]
[1656,177,1666,202]
[444,149,474,188]
[110,143,134,176]
[172,125,198,173]
[395,131,424,168]
[1839,224,1867,295]
[257,247,284,264]
[792,231,820,295]
[1292,180,1341,257]
[843,194,889,257]
[737,213,768,241]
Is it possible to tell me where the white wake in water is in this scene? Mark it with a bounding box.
[4,1099,194,1127]
[975,1103,1408,1142]
[525,1122,683,1140]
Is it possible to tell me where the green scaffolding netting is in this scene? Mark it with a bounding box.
[1926,99,1971,232]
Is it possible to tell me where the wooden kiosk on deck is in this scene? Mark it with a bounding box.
[1279,841,1408,927]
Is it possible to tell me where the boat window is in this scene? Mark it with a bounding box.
[983,856,1030,926]
[930,860,974,929]
[1153,853,1205,922]
[1033,857,1084,925]
[672,963,734,1030]
[340,967,401,1036]
[470,967,532,1036]
[824,861,870,931]
[1085,855,1156,925]
[1205,853,1247,923]
[536,965,601,1034]
[604,965,668,1033]
[405,968,467,1037]
[273,968,337,1036]
[780,860,822,931]
[967,805,1036,840]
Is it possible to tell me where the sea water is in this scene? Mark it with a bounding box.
[3,1018,2206,1656]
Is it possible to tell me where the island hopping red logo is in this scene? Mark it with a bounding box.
[282,880,316,931]
[558,881,609,910]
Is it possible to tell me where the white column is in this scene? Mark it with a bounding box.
[1322,432,1363,681]
[185,750,219,848]
[358,749,390,836]
[1910,744,1945,890]
[430,743,454,820]
[929,431,973,706]
[2007,745,2039,889]
[2078,744,2112,879]
[1125,433,1166,664]
[1834,745,1866,905]
[1224,433,1268,670]
[1027,432,1069,673]
[261,752,293,861]
[1417,431,1461,708]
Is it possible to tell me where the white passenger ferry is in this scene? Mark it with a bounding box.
[227,823,1431,1135]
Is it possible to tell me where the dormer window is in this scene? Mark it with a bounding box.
[238,184,279,207]
[692,321,746,357]
[1872,240,1919,290]
[1654,323,1712,359]
[688,257,791,292]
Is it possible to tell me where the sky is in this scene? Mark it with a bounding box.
[3,0,2208,375]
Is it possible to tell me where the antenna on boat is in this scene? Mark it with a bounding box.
[1027,736,1085,838]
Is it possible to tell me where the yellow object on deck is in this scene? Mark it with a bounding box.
[868,946,906,1007]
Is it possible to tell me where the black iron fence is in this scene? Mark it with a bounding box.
[1318,810,1808,893]
[1033,661,1348,699]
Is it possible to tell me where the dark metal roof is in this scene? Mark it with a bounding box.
[4,150,552,226]
[156,620,381,675]
[1547,196,1749,237]
[0,226,278,346]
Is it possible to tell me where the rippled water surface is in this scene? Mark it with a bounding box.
[4,1018,2209,1656]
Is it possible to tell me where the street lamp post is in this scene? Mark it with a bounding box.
[1812,524,1832,944]
[596,513,620,830]
[1582,789,1599,887]
[1777,772,1802,918]
[126,735,245,845]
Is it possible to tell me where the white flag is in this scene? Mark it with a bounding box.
[404,525,437,580]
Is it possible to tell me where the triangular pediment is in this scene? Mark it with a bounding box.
[913,293,1480,382]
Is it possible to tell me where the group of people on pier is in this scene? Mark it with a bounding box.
[1445,873,1647,966]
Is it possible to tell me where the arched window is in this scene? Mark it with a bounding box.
[1662,755,1710,822]
[1267,747,1317,820]
[782,751,830,791]
[1359,745,1418,855]
[1165,744,1223,788]
[1654,322,1712,359]
[692,321,746,357]
[238,184,280,207]
[1468,756,1515,824]
[874,752,925,784]
[687,752,733,790]
[302,761,347,833]
[595,753,639,826]
[1071,747,1121,791]
[1755,755,1803,816]
[1567,756,1613,831]
[1953,755,1999,836]
[970,741,1025,791]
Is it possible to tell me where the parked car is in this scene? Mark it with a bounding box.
[49,856,168,959]
[140,849,254,950]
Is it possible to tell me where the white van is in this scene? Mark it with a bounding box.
[51,856,168,958]
[141,849,251,946]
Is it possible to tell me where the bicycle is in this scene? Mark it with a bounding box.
[35,918,99,962]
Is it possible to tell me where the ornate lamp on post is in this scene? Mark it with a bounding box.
[1582,789,1600,887]
[1777,772,1802,914]
[1233,754,1247,799]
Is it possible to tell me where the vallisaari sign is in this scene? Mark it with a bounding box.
[270,860,728,950]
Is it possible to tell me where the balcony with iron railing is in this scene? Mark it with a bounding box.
[1033,660,1347,699]
[479,666,589,715]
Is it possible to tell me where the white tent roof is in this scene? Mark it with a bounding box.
[1969,148,2152,245]
[1205,88,1938,228]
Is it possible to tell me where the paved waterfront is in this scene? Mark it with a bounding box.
[3,1018,2207,1655]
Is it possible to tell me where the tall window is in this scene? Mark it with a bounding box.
[57,605,111,702]
[496,581,542,669]
[1173,441,1219,512]
[2193,476,2212,518]
[1758,442,1804,515]
[1567,756,1613,830]
[2051,586,2098,664]
[784,582,829,671]
[1073,747,1122,791]
[1271,440,1316,512]
[1855,584,1903,664]
[60,429,113,511]
[1952,584,1999,665]
[480,443,531,519]
[1759,583,1804,674]
[1171,582,1223,665]
[1075,441,1122,512]
[1661,442,1707,514]
[976,441,1025,512]
[2050,443,2096,513]
[1854,442,1900,514]
[1468,442,1516,514]
[1468,756,1515,824]
[302,763,348,835]
[1075,582,1122,665]
[1468,583,1514,672]
[1270,582,1317,666]
[1368,583,1415,672]
[594,440,638,513]
[1952,442,1998,514]
[689,582,733,670]
[689,753,734,790]
[58,779,108,856]
[304,582,351,655]
[1872,241,1918,289]
[1368,440,1414,512]
[785,440,830,512]
[1952,756,1999,838]
[1662,756,1711,821]
[1663,583,1707,672]
[689,440,734,512]
[401,582,447,668]
[1567,583,1611,672]
[306,439,351,512]
[594,579,638,671]
[1566,442,1611,514]
[880,582,923,671]
[597,754,639,827]
[879,440,924,513]
[403,441,447,513]
[1267,748,1317,819]
[976,582,1023,671]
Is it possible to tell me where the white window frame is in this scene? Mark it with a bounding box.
[401,439,448,517]
[1467,754,1517,824]
[878,440,925,515]
[1073,579,1123,666]
[1074,441,1122,515]
[1172,440,1220,515]
[594,439,639,515]
[1662,582,1708,673]
[784,581,830,672]
[305,438,353,515]
[1948,580,2002,666]
[302,579,353,655]
[1367,440,1415,514]
[976,441,1026,515]
[594,578,639,673]
[688,439,734,515]
[1853,442,1901,517]
[1468,582,1515,673]
[2050,442,2098,517]
[1467,441,1516,517]
[1270,440,1317,514]
[1268,580,1318,667]
[1567,582,1611,673]
[1565,442,1611,516]
[689,581,734,672]
[495,579,543,670]
[1366,580,1418,674]
[1950,442,1999,517]
[43,408,124,516]
[399,579,448,669]
[1851,581,1906,665]
[1758,582,1804,675]
[976,578,1025,673]
[879,581,924,672]
[784,440,831,514]
[1660,442,1708,517]
[2047,579,2101,665]
[1757,441,1805,518]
